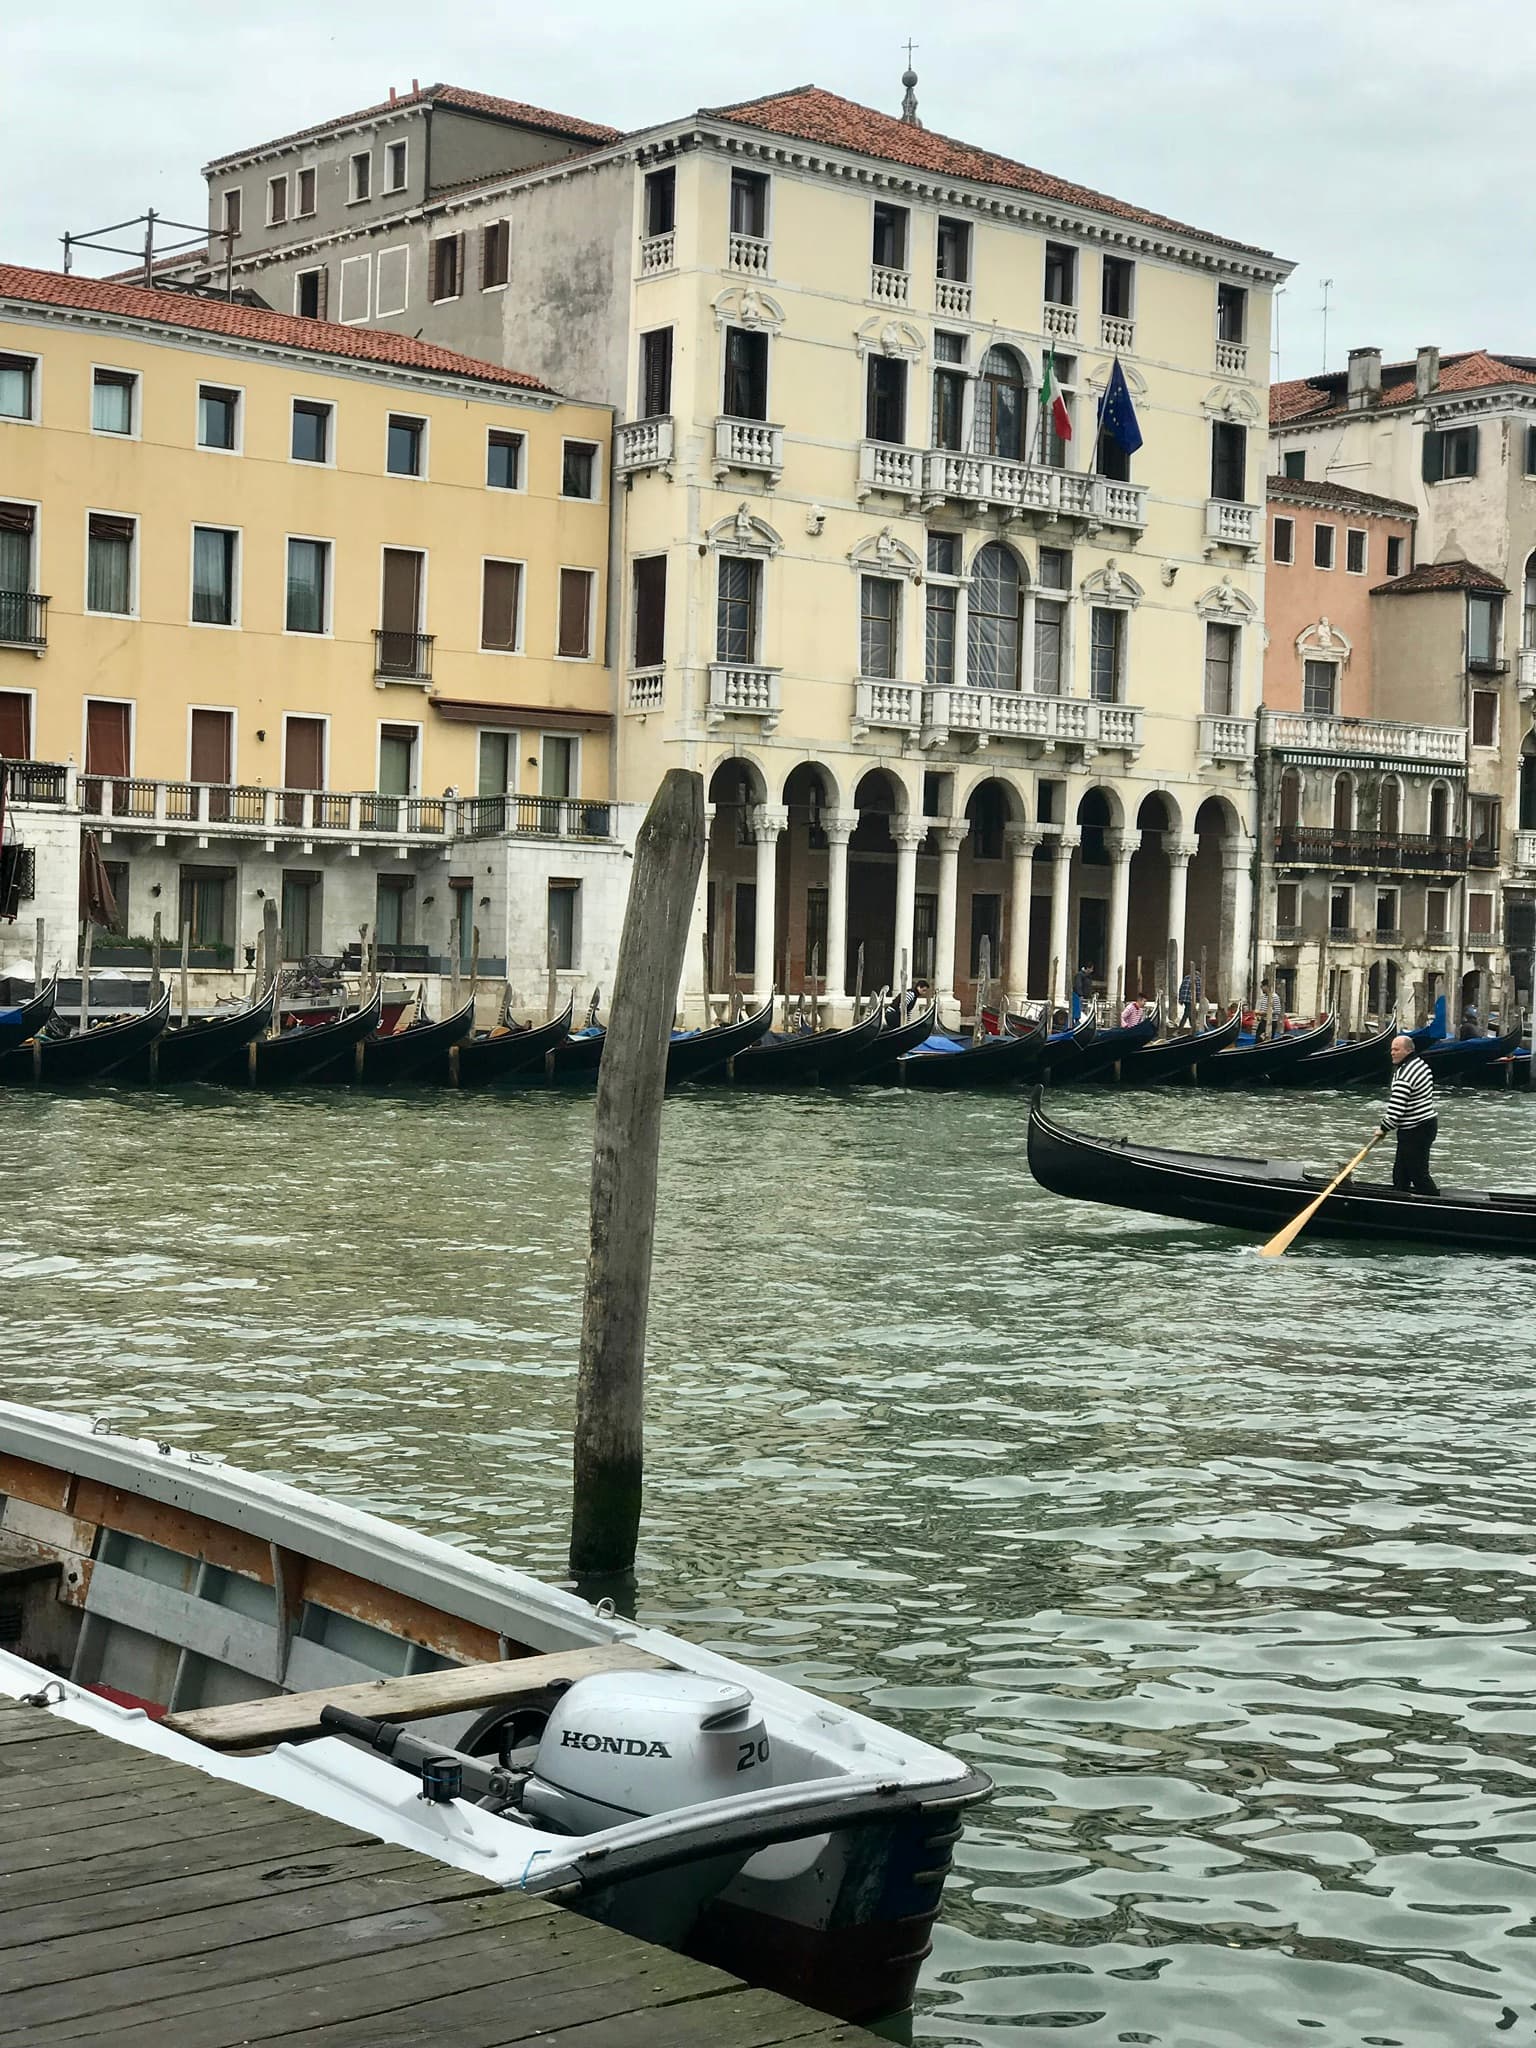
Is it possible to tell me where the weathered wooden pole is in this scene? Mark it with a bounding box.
[263,898,280,992]
[469,925,480,996]
[570,770,705,1583]
[34,916,44,992]
[80,920,93,1027]
[547,922,558,1021]
[449,917,461,1012]
[852,942,865,1019]
[179,919,192,1025]
[150,912,162,1002]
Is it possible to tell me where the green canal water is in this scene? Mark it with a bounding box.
[3,1079,1536,2046]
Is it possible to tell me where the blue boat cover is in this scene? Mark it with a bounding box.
[0,1007,20,1026]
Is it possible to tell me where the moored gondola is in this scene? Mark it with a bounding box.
[547,1021,606,1080]
[666,995,773,1084]
[0,987,172,1085]
[449,996,574,1086]
[1025,1089,1536,1253]
[1422,1026,1523,1081]
[896,1012,1046,1088]
[1038,1012,1102,1082]
[728,997,887,1085]
[1473,1050,1532,1090]
[1117,1006,1242,1083]
[1406,995,1448,1049]
[0,969,59,1053]
[358,993,476,1083]
[237,985,383,1086]
[1064,1007,1162,1082]
[123,984,277,1085]
[842,998,940,1082]
[1282,1015,1397,1088]
[1193,1011,1336,1086]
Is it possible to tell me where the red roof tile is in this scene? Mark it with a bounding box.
[1267,473,1415,519]
[703,85,1277,258]
[1370,559,1506,597]
[208,82,619,170]
[0,264,551,392]
[1272,350,1536,428]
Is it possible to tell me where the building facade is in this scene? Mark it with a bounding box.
[0,264,627,1005]
[166,75,1294,1019]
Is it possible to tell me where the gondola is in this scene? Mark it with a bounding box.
[358,993,476,1083]
[1117,1006,1242,1083]
[666,995,774,1085]
[1282,1015,1397,1088]
[0,969,58,1053]
[547,1021,606,1080]
[842,998,940,1083]
[1406,996,1448,1050]
[1192,1011,1336,1086]
[238,985,383,1086]
[1422,1026,1524,1081]
[120,984,277,1085]
[0,987,172,1085]
[728,997,887,1085]
[449,996,574,1086]
[1025,1090,1536,1253]
[1037,1012,1103,1083]
[1063,1007,1163,1082]
[896,1012,1047,1089]
[1474,1050,1532,1090]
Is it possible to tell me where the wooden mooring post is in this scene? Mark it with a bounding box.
[79,920,93,1026]
[569,770,706,1585]
[33,915,44,992]
[449,917,462,1012]
[262,898,280,992]
[179,920,192,1026]
[150,912,162,1002]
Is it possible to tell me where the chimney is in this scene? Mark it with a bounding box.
[1416,345,1440,398]
[388,85,397,104]
[411,76,420,93]
[1347,346,1382,411]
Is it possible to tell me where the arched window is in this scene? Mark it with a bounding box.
[1524,550,1536,653]
[1332,772,1354,835]
[1521,735,1536,831]
[1377,776,1401,838]
[974,347,1029,463]
[1429,781,1451,840]
[967,544,1025,692]
[1279,767,1302,831]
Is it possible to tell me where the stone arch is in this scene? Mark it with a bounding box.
[1127,792,1179,996]
[775,756,845,814]
[963,775,1023,861]
[1186,794,1243,1005]
[1076,782,1128,832]
[1135,789,1184,837]
[706,754,773,998]
[853,764,914,820]
[976,343,1033,463]
[707,752,769,808]
[1332,770,1356,833]
[952,765,1029,824]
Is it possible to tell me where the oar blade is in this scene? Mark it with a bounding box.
[1255,1133,1381,1261]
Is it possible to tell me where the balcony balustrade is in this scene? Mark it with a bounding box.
[1215,339,1248,375]
[626,668,665,713]
[1518,646,1536,697]
[727,232,770,275]
[1259,710,1466,765]
[1274,825,1467,872]
[1468,839,1500,869]
[1,757,67,804]
[1205,499,1260,552]
[853,680,922,738]
[639,231,675,275]
[858,441,921,500]
[870,264,909,304]
[714,416,783,480]
[1043,301,1077,340]
[0,590,49,652]
[935,277,972,317]
[615,416,675,474]
[914,689,1142,756]
[1514,829,1536,872]
[707,662,781,731]
[1198,714,1256,763]
[1100,313,1135,351]
[922,450,1146,530]
[373,628,434,684]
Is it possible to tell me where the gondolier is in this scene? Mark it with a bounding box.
[1377,1034,1439,1195]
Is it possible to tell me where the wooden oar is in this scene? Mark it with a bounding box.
[1258,1131,1383,1259]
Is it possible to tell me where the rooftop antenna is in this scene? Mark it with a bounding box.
[900,41,921,127]
[1319,277,1335,372]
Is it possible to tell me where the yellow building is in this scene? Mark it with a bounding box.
[0,262,620,992]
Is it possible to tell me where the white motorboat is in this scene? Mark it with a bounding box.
[0,1401,988,2031]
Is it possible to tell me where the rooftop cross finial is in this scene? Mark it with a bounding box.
[900,41,921,126]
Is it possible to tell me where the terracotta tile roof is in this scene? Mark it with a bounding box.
[1267,473,1415,519]
[703,85,1278,259]
[0,263,551,392]
[1370,558,1507,597]
[208,82,619,171]
[1272,350,1536,428]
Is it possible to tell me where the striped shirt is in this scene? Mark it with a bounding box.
[1382,1054,1437,1130]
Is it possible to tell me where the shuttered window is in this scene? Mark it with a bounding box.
[481,559,522,651]
[632,556,666,667]
[481,221,509,289]
[87,514,135,614]
[557,568,594,658]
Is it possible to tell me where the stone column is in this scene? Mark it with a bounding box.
[893,824,924,993]
[1004,825,1042,1002]
[822,812,854,1006]
[1166,835,1198,989]
[750,806,787,1004]
[1223,839,1255,1012]
[933,822,966,1005]
[1104,829,1137,1009]
[1048,829,1080,1007]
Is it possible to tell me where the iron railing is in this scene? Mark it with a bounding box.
[1275,826,1468,872]
[373,628,434,682]
[0,590,48,650]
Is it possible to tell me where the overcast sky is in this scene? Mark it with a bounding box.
[6,0,1533,382]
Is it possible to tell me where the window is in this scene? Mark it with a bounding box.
[1386,535,1405,577]
[1089,606,1124,703]
[378,724,418,800]
[283,716,326,805]
[1283,449,1306,479]
[1426,887,1450,937]
[1527,425,1536,476]
[1470,891,1494,937]
[1375,888,1400,936]
[1203,621,1238,714]
[285,537,330,633]
[1314,523,1336,570]
[644,167,676,238]
[386,140,408,192]
[0,352,37,421]
[931,331,966,450]
[294,269,325,319]
[925,533,959,688]
[91,369,136,436]
[1038,545,1071,590]
[190,707,233,791]
[191,526,238,626]
[1332,773,1355,833]
[1472,690,1499,746]
[198,384,239,450]
[860,575,901,679]
[557,567,595,658]
[376,875,414,949]
[1034,546,1069,698]
[1275,881,1299,931]
[0,689,32,758]
[430,234,462,302]
[547,882,579,969]
[1210,421,1247,501]
[86,514,135,615]
[486,428,524,490]
[716,555,761,663]
[968,543,1024,693]
[1330,886,1352,935]
[542,735,577,799]
[386,414,425,477]
[723,327,768,420]
[349,152,371,202]
[1217,282,1247,341]
[632,555,666,667]
[1273,515,1294,565]
[379,548,424,664]
[480,559,523,652]
[1043,241,1075,306]
[1346,528,1367,575]
[180,867,233,950]
[976,346,1027,462]
[0,503,36,625]
[267,175,288,225]
[338,253,372,323]
[562,440,598,498]
[481,220,509,289]
[291,399,332,464]
[296,167,316,217]
[729,168,768,239]
[222,189,242,237]
[1101,255,1134,319]
[375,246,408,316]
[640,328,673,418]
[1422,424,1478,482]
[1302,658,1336,716]
[1468,594,1502,669]
[281,872,321,958]
[936,217,970,282]
[477,732,513,797]
[871,202,907,270]
[1279,767,1302,829]
[733,880,756,975]
[1378,777,1401,836]
[1470,794,1500,854]
[1429,784,1451,839]
[865,356,907,444]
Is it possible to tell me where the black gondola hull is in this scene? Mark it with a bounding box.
[896,1016,1047,1089]
[241,988,384,1086]
[125,987,277,1084]
[1282,1017,1397,1089]
[1038,1015,1102,1083]
[1193,1013,1337,1085]
[547,1026,606,1080]
[838,1001,941,1083]
[1423,1029,1523,1081]
[359,995,477,1083]
[1117,1009,1243,1083]
[729,1001,887,1085]
[0,989,172,1085]
[450,999,575,1085]
[666,998,774,1085]
[0,972,59,1053]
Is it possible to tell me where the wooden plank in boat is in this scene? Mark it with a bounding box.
[298,1556,508,1665]
[0,1452,76,1513]
[164,1639,669,1750]
[71,1480,271,1583]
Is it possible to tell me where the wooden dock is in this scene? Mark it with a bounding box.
[0,1698,880,2047]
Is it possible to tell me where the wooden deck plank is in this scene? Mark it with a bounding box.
[0,1811,370,1907]
[0,1773,257,1845]
[500,1990,876,2047]
[0,1750,198,1811]
[0,1787,302,1872]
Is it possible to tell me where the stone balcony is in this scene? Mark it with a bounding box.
[727,233,771,275]
[857,441,923,503]
[869,264,909,305]
[935,277,972,317]
[1513,829,1536,872]
[639,231,675,275]
[921,450,1147,531]
[1205,499,1261,553]
[626,668,665,714]
[615,416,675,475]
[852,680,922,739]
[1258,710,1467,767]
[1215,338,1248,375]
[1518,646,1536,698]
[1043,302,1077,340]
[714,416,783,481]
[1198,714,1257,765]
[851,685,1143,757]
[707,662,781,732]
[1100,313,1135,351]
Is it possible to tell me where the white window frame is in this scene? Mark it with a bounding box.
[869,196,911,274]
[1272,515,1294,566]
[0,350,41,426]
[480,219,510,294]
[280,710,331,791]
[337,253,372,326]
[188,523,243,631]
[283,533,334,638]
[385,412,429,481]
[376,542,429,637]
[1376,886,1400,935]
[289,396,335,468]
[186,703,239,784]
[560,437,602,503]
[485,426,527,493]
[1274,879,1299,930]
[374,244,410,318]
[0,496,41,594]
[83,507,140,619]
[195,381,244,456]
[1469,889,1496,938]
[90,364,140,441]
[1345,527,1368,576]
[80,694,136,778]
[1302,655,1340,717]
[1099,250,1137,321]
[475,727,518,796]
[292,268,326,319]
[348,151,372,204]
[384,138,409,193]
[428,231,463,306]
[1426,887,1450,934]
[857,572,905,682]
[1314,522,1336,571]
[1471,687,1500,749]
[221,188,243,237]
[541,732,581,801]
[266,173,289,226]
[0,681,38,755]
[294,165,317,219]
[375,717,423,797]
[479,555,526,656]
[547,878,582,970]
[555,565,598,662]
[1329,882,1354,933]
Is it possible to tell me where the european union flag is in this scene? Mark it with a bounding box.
[1097,358,1143,455]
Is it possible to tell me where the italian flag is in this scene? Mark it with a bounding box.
[1041,350,1072,443]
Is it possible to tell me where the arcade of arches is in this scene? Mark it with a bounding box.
[704,758,1253,1012]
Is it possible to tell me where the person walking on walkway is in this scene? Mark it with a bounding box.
[1377,1034,1440,1195]
[1177,965,1202,1033]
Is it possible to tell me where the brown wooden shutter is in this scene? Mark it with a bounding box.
[381,549,423,633]
[558,569,591,658]
[284,717,325,790]
[481,560,520,650]
[89,514,135,543]
[85,700,130,776]
[0,691,31,759]
[190,708,233,784]
[0,502,34,534]
[632,556,666,666]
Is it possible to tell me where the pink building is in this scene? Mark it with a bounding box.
[1262,474,1415,718]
